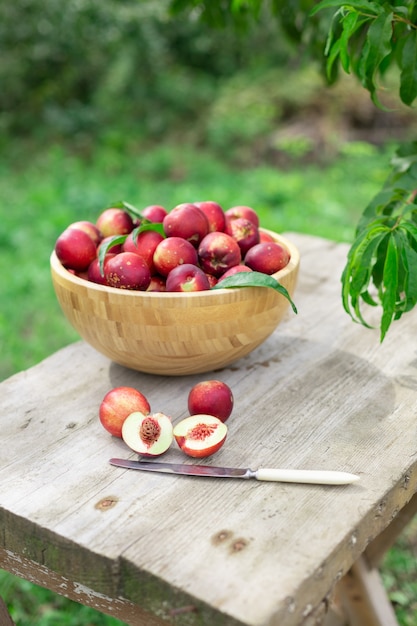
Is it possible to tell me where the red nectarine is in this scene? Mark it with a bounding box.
[99,386,151,438]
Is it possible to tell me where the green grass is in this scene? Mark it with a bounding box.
[0,569,125,625]
[1,137,414,625]
[382,518,417,625]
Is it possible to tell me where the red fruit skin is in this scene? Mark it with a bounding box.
[217,264,252,283]
[96,208,134,237]
[153,237,199,277]
[163,203,209,247]
[259,230,275,243]
[87,253,116,285]
[194,201,226,232]
[87,259,107,285]
[166,264,211,292]
[188,380,234,422]
[142,205,168,223]
[123,230,164,273]
[198,232,242,278]
[244,242,290,274]
[225,216,260,256]
[225,205,260,228]
[68,220,102,245]
[99,386,151,438]
[55,228,98,272]
[105,252,151,290]
[147,275,167,292]
[122,232,140,254]
[205,273,218,288]
[75,270,89,281]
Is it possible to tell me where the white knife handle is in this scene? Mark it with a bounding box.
[254,468,360,485]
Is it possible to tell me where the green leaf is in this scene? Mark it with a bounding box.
[392,229,408,312]
[371,232,389,292]
[349,229,388,295]
[98,234,128,275]
[356,148,417,232]
[309,0,345,17]
[107,200,144,221]
[135,221,165,237]
[339,11,359,72]
[356,194,398,231]
[360,290,379,307]
[97,222,165,274]
[358,9,394,106]
[380,233,399,341]
[394,5,411,20]
[341,224,390,326]
[310,1,383,17]
[399,233,417,312]
[400,219,417,246]
[400,30,417,106]
[212,271,297,314]
[326,39,342,80]
[391,142,417,175]
[319,4,377,79]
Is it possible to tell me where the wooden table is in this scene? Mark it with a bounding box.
[1,233,417,626]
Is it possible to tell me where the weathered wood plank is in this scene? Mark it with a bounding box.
[364,492,417,569]
[1,233,417,626]
[0,548,169,626]
[331,556,399,626]
[0,596,15,626]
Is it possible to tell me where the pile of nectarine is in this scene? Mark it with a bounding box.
[54,201,291,292]
[99,380,233,459]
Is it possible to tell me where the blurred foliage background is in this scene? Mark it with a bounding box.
[1,0,415,157]
[2,1,417,624]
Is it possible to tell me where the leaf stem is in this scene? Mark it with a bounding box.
[342,8,417,31]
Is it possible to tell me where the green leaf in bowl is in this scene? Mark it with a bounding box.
[212,271,297,314]
[98,234,128,275]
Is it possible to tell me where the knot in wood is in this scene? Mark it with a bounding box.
[212,529,233,545]
[231,538,248,552]
[95,496,118,511]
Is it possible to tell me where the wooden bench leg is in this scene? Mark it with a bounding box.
[0,596,15,626]
[324,499,417,626]
[325,556,399,626]
[365,494,417,569]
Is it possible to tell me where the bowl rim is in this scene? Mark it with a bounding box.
[50,229,300,300]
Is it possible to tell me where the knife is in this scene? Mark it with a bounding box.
[109,458,360,485]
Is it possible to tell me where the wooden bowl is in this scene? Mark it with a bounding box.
[50,231,299,376]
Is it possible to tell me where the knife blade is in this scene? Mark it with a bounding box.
[109,458,360,485]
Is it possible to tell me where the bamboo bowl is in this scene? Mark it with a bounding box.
[50,231,299,376]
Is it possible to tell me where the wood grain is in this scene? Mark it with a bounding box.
[2,233,417,626]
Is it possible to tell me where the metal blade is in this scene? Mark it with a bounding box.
[109,458,251,478]
[109,459,359,485]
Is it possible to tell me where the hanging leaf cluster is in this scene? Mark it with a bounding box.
[341,142,417,340]
[167,0,417,339]
[311,0,417,107]
[307,1,417,339]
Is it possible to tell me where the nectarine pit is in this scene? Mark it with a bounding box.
[140,416,161,445]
